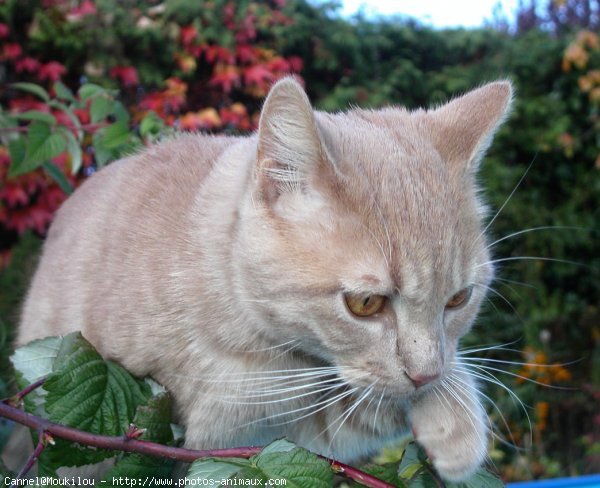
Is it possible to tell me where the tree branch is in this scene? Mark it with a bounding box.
[0,397,395,488]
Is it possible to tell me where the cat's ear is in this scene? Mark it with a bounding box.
[427,81,513,170]
[256,77,326,205]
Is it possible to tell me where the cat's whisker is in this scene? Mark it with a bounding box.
[494,276,538,290]
[458,339,523,356]
[228,339,298,353]
[218,381,344,405]
[225,374,342,399]
[320,382,377,451]
[485,225,587,251]
[457,356,581,369]
[372,387,386,435]
[452,364,533,445]
[163,367,341,385]
[446,372,520,450]
[244,385,359,429]
[476,256,589,269]
[476,157,535,244]
[454,360,575,390]
[439,377,485,447]
[474,283,521,317]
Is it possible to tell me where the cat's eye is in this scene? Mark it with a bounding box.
[445,287,473,310]
[344,293,386,317]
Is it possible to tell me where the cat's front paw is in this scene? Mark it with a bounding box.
[409,386,488,481]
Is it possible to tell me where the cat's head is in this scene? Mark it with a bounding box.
[238,77,513,395]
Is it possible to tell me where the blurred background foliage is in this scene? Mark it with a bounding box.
[0,0,598,481]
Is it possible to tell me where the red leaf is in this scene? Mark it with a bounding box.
[0,23,9,39]
[38,61,67,81]
[67,0,97,21]
[0,185,29,207]
[2,43,22,61]
[243,64,274,87]
[109,66,139,86]
[180,25,197,46]
[209,65,240,93]
[15,57,41,73]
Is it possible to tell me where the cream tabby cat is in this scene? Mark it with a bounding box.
[17,78,513,481]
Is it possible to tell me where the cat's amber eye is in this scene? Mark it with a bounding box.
[344,293,386,317]
[445,287,473,310]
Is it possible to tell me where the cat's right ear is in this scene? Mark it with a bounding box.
[256,77,326,206]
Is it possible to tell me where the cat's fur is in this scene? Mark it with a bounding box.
[17,78,512,481]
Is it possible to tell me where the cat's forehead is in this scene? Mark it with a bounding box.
[312,110,485,292]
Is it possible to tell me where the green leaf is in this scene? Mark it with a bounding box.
[11,82,50,102]
[10,336,62,414]
[44,332,151,435]
[54,81,76,102]
[361,463,407,487]
[7,138,26,177]
[406,470,439,488]
[257,438,297,455]
[78,83,105,101]
[253,445,333,488]
[12,110,56,125]
[60,127,83,174]
[102,392,176,485]
[139,111,164,139]
[186,458,251,486]
[49,101,83,139]
[90,96,114,123]
[9,122,67,177]
[34,333,152,469]
[101,120,131,149]
[398,443,428,480]
[43,162,73,195]
[445,468,505,488]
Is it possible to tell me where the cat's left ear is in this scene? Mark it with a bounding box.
[427,81,514,171]
[256,77,328,206]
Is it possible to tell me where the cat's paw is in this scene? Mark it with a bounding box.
[409,388,488,481]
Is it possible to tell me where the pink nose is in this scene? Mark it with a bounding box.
[406,373,440,388]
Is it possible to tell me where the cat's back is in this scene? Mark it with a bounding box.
[18,133,236,347]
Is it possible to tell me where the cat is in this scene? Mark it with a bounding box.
[16,77,513,481]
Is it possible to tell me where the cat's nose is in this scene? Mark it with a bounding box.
[406,372,440,388]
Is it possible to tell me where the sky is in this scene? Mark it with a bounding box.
[331,0,520,28]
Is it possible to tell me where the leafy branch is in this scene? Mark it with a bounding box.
[1,334,504,488]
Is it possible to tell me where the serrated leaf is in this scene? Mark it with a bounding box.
[49,101,83,139]
[360,463,406,487]
[102,392,175,484]
[254,447,333,488]
[44,332,151,434]
[43,162,73,195]
[113,101,130,123]
[101,120,131,149]
[36,333,152,469]
[398,443,428,480]
[139,111,164,139]
[406,470,439,488]
[445,468,505,488]
[9,122,67,176]
[90,96,114,123]
[12,110,56,125]
[60,127,83,174]
[11,82,50,102]
[258,438,298,455]
[78,83,105,101]
[186,458,251,486]
[7,138,26,175]
[54,81,76,102]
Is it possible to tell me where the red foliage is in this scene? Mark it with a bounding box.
[15,57,41,74]
[38,61,67,81]
[110,66,139,87]
[66,0,97,22]
[0,23,9,39]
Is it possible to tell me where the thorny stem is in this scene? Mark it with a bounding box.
[10,430,48,488]
[0,388,395,488]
